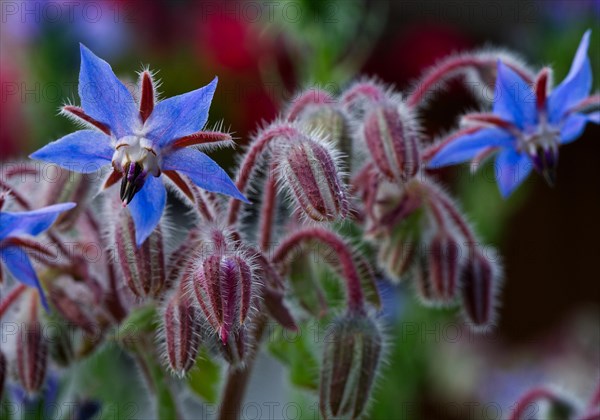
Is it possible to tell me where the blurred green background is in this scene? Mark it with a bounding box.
[1,0,599,418]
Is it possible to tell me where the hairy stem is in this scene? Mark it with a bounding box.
[226,124,301,226]
[406,55,534,108]
[272,227,366,313]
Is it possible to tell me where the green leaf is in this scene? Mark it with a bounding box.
[289,253,329,317]
[267,325,320,391]
[113,305,158,347]
[187,348,222,403]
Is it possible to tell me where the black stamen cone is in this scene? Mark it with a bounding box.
[120,162,144,204]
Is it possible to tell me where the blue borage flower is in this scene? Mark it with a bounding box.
[428,31,599,197]
[31,45,248,245]
[0,202,76,310]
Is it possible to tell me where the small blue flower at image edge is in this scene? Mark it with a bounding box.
[30,44,248,246]
[428,30,599,197]
[0,202,76,310]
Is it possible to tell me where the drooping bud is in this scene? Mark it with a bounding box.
[320,313,382,419]
[114,208,166,298]
[427,232,462,304]
[279,138,348,221]
[48,276,100,336]
[16,297,48,394]
[363,103,420,182]
[297,105,353,163]
[378,233,417,283]
[162,284,203,377]
[0,350,6,399]
[461,250,497,330]
[191,253,255,344]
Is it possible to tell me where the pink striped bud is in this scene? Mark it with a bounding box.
[461,251,497,329]
[162,285,202,377]
[279,138,348,222]
[320,313,382,419]
[49,277,100,336]
[0,350,6,399]
[378,234,417,283]
[427,232,462,304]
[16,302,48,394]
[363,103,420,182]
[191,253,255,344]
[114,209,166,298]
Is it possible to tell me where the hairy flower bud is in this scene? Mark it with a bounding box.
[162,286,202,377]
[114,209,166,298]
[363,103,420,182]
[49,277,100,336]
[192,253,254,344]
[428,232,462,304]
[0,350,6,399]
[320,313,382,419]
[16,304,48,394]
[461,251,497,329]
[378,234,417,283]
[279,139,348,221]
[299,105,353,161]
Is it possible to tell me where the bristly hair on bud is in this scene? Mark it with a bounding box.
[426,230,463,305]
[361,100,421,182]
[111,203,166,299]
[16,292,48,394]
[319,313,383,420]
[460,248,502,332]
[186,226,259,346]
[277,134,349,222]
[159,278,203,378]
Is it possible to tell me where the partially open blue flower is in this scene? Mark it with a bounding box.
[428,31,599,197]
[0,202,76,310]
[31,45,248,245]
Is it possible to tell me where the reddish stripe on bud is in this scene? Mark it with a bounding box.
[192,253,255,344]
[163,284,202,377]
[49,286,97,336]
[114,210,166,298]
[461,252,495,329]
[62,106,111,135]
[139,71,154,123]
[16,298,48,394]
[363,104,420,181]
[281,140,348,221]
[320,314,382,419]
[428,232,461,303]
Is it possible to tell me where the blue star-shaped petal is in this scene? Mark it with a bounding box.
[0,202,76,309]
[428,31,598,197]
[31,45,248,245]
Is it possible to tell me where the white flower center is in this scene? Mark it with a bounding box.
[113,135,161,176]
